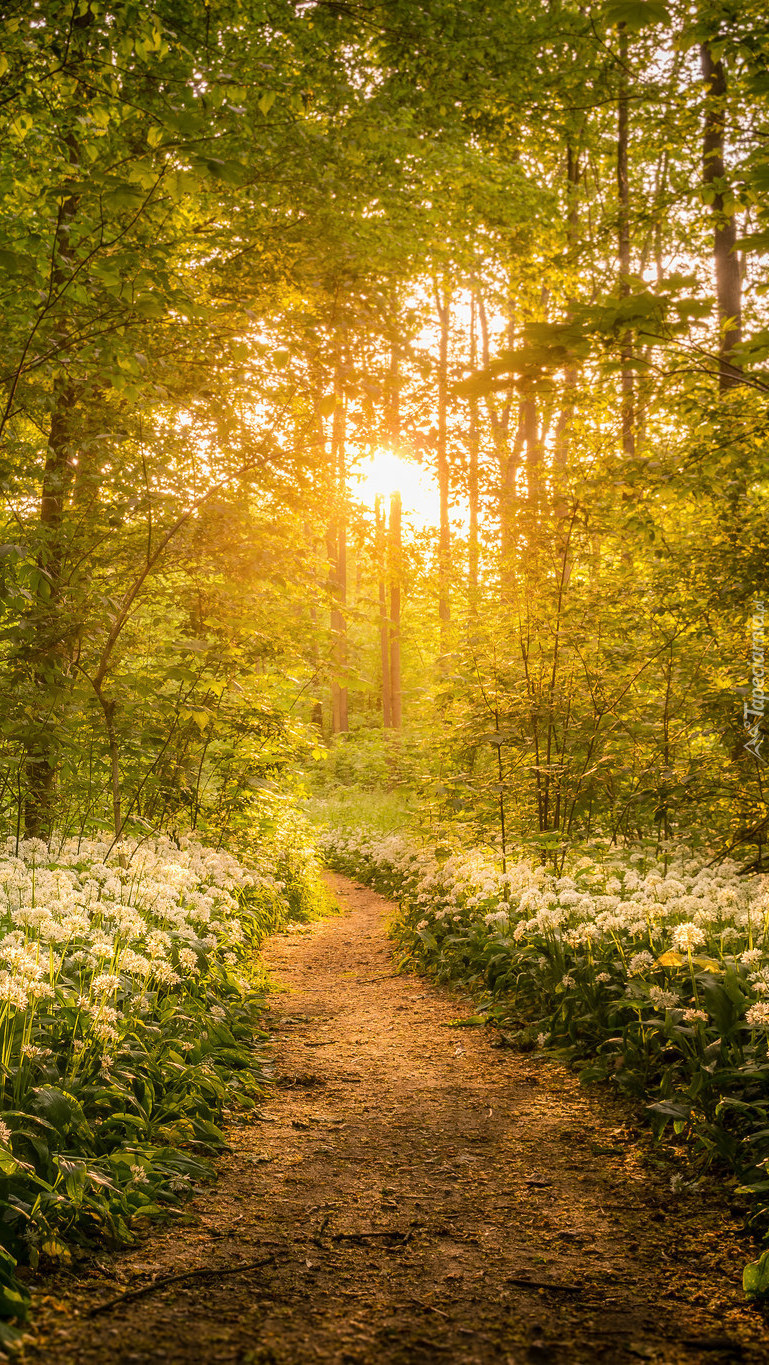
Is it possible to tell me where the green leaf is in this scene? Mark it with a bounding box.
[0,248,36,278]
[132,293,166,319]
[0,1282,28,1321]
[201,158,249,186]
[602,1,671,31]
[647,1100,691,1119]
[30,1086,86,1139]
[744,1250,769,1299]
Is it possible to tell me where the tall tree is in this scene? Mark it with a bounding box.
[376,496,392,728]
[617,22,636,456]
[389,492,402,730]
[329,352,349,735]
[700,41,742,390]
[434,278,452,664]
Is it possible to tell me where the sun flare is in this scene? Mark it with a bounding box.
[351,449,440,528]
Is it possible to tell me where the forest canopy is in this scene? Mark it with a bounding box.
[0,0,767,865]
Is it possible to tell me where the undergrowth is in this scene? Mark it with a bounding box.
[0,813,327,1349]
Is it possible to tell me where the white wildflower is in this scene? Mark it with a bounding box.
[0,976,29,1009]
[627,951,654,976]
[178,948,199,973]
[648,986,679,1010]
[91,974,120,996]
[671,922,706,951]
[741,949,764,967]
[483,910,509,929]
[28,982,54,1001]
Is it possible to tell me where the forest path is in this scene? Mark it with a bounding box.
[26,873,769,1365]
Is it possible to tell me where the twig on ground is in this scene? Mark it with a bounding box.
[332,1230,411,1245]
[507,1276,583,1293]
[87,1253,279,1318]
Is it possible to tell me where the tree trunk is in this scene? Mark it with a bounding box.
[468,292,479,614]
[23,16,94,837]
[389,492,402,729]
[24,378,78,837]
[387,330,400,442]
[329,355,348,734]
[477,290,515,599]
[522,390,542,507]
[376,496,392,728]
[553,143,580,580]
[617,24,635,456]
[434,278,451,664]
[701,42,742,391]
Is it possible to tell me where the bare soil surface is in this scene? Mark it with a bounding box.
[23,874,769,1365]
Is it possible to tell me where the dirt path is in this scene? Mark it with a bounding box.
[24,875,769,1365]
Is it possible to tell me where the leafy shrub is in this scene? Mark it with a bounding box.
[0,817,325,1345]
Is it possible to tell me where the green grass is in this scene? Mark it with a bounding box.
[303,788,413,835]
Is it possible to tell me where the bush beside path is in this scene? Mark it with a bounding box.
[22,874,769,1365]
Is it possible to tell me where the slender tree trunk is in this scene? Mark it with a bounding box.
[617,24,635,456]
[329,354,348,734]
[304,518,324,735]
[477,290,515,600]
[434,278,451,664]
[553,144,580,580]
[522,391,541,506]
[388,491,402,729]
[493,701,507,876]
[97,694,121,840]
[387,328,400,442]
[23,20,93,836]
[501,404,524,601]
[25,168,83,835]
[25,380,79,837]
[468,291,479,614]
[554,145,580,496]
[376,496,392,728]
[701,42,742,391]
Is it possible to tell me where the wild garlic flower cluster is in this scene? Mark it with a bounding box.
[322,829,769,1032]
[0,832,292,1088]
[0,816,328,1322]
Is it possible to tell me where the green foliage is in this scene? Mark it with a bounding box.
[307,788,414,836]
[744,1249,769,1300]
[0,814,325,1328]
[0,0,767,863]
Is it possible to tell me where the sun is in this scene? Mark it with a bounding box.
[351,449,440,529]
